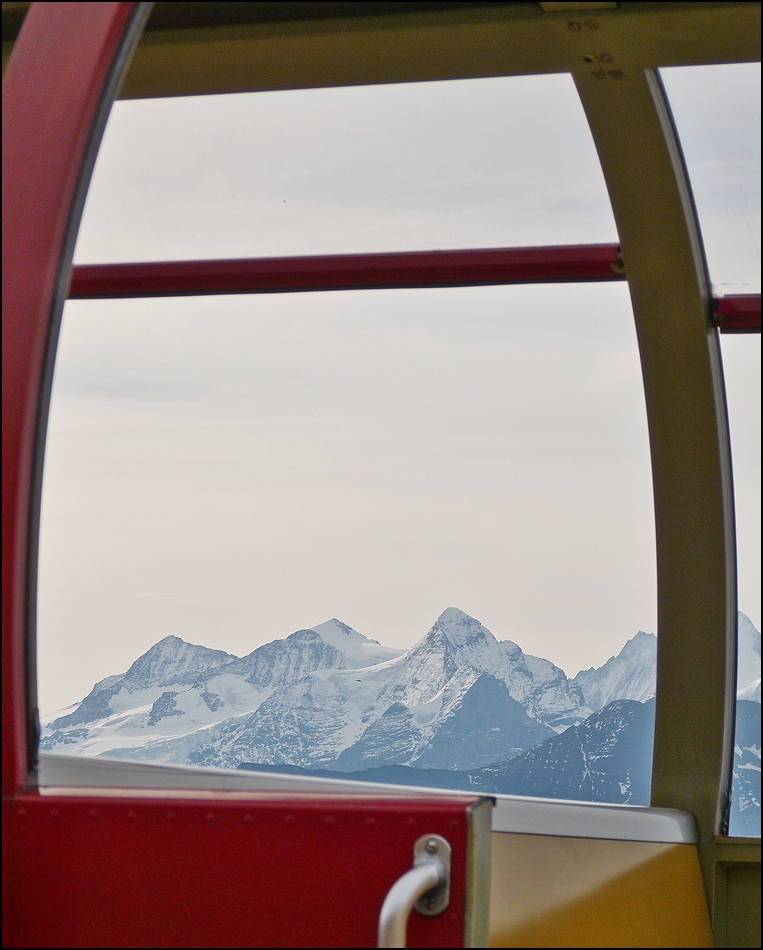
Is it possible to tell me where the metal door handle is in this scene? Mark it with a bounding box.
[378,834,451,948]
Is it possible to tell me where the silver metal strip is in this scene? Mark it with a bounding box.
[490,794,697,844]
[39,753,697,844]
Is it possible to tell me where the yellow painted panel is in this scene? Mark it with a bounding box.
[489,833,712,948]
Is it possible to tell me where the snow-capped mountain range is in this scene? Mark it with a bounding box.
[570,631,657,710]
[41,609,760,778]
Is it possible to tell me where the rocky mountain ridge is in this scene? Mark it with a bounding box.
[43,609,592,769]
[41,610,760,786]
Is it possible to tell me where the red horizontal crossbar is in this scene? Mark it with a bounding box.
[69,244,624,298]
[715,294,762,333]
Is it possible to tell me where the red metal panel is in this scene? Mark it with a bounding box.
[2,2,140,796]
[69,243,625,298]
[3,793,476,948]
[715,294,762,333]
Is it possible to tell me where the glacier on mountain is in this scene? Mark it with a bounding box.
[40,609,760,788]
[40,608,589,770]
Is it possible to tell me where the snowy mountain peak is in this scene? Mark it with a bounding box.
[432,608,498,648]
[620,630,656,656]
[437,606,484,631]
[122,635,237,691]
[402,609,505,686]
[438,606,473,625]
[571,630,657,711]
[309,619,404,669]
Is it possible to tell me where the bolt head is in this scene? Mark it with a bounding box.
[425,838,439,854]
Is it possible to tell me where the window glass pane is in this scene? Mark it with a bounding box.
[73,74,617,264]
[39,283,659,804]
[722,335,761,837]
[660,63,761,295]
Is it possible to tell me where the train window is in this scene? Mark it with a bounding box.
[38,281,660,804]
[72,73,617,264]
[721,334,761,838]
[660,63,761,296]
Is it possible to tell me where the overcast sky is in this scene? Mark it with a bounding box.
[37,66,760,714]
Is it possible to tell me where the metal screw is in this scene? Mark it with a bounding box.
[583,55,595,64]
[425,838,439,854]
[599,52,614,63]
[567,20,582,31]
[584,20,599,30]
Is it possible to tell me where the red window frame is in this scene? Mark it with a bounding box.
[68,252,759,334]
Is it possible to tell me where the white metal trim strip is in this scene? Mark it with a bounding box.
[38,753,697,844]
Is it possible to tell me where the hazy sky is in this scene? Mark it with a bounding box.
[37,66,760,713]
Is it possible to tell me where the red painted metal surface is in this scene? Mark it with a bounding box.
[2,1,140,797]
[69,243,625,298]
[4,793,477,948]
[715,294,762,333]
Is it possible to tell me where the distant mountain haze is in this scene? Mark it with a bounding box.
[40,609,760,831]
[42,608,591,766]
